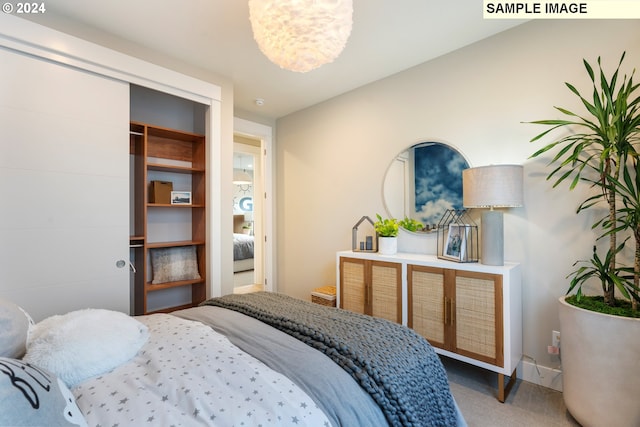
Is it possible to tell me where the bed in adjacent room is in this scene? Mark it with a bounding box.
[1,292,467,427]
[233,214,254,273]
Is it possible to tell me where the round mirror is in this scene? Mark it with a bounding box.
[382,141,469,232]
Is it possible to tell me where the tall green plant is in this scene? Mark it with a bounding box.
[608,159,640,310]
[529,52,640,310]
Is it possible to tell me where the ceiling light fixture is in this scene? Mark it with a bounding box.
[233,170,253,185]
[248,0,353,73]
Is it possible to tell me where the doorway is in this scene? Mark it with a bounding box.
[233,138,262,290]
[232,118,274,293]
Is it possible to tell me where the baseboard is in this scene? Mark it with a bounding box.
[518,359,563,392]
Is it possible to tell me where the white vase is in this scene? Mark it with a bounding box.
[559,296,640,427]
[378,236,397,255]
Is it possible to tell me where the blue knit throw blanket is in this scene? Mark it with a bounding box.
[202,292,457,427]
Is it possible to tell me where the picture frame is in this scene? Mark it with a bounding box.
[436,209,478,263]
[171,191,192,205]
[442,224,470,262]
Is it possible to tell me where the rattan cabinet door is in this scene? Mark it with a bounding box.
[408,265,447,349]
[339,257,401,323]
[370,261,402,323]
[453,271,503,367]
[340,257,367,315]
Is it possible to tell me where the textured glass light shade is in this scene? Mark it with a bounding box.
[248,0,353,73]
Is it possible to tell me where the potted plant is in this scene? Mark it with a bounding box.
[374,213,399,255]
[529,52,640,427]
[399,216,424,232]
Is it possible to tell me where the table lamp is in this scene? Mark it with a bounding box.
[462,165,523,266]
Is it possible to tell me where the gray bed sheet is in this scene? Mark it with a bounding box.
[175,306,467,427]
[233,233,254,260]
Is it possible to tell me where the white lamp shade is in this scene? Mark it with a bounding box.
[463,165,524,208]
[248,0,353,73]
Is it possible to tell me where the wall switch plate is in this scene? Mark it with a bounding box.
[552,330,560,348]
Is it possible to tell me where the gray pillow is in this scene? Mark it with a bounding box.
[150,246,201,284]
[0,357,87,426]
[0,298,32,359]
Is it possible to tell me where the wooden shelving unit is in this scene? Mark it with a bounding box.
[130,121,206,315]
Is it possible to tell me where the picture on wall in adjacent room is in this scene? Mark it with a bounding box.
[414,142,469,225]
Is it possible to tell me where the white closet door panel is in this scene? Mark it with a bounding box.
[0,102,125,177]
[0,169,125,229]
[1,228,125,287]
[0,228,128,321]
[0,48,129,320]
[2,275,127,323]
[0,107,126,176]
[0,48,124,124]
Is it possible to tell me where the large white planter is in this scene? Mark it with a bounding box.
[559,296,640,427]
[378,236,397,255]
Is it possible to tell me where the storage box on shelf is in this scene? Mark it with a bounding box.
[149,180,173,204]
[336,250,522,402]
[130,121,206,315]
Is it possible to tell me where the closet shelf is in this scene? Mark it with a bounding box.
[147,203,205,208]
[146,240,205,249]
[147,163,205,174]
[146,278,205,292]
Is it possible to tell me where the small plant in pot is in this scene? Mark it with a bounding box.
[528,52,640,427]
[399,217,424,232]
[374,214,398,255]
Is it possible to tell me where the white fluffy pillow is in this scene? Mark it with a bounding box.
[23,309,149,387]
[0,298,33,359]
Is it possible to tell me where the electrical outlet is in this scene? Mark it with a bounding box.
[552,330,560,348]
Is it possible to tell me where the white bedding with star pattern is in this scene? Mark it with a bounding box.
[72,314,330,427]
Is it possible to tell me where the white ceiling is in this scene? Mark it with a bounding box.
[25,1,525,120]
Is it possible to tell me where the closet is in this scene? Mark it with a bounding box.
[129,87,208,314]
[0,15,222,321]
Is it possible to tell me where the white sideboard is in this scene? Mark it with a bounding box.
[336,250,522,402]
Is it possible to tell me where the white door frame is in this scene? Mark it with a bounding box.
[233,118,275,291]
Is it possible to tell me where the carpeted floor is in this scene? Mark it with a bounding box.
[442,357,581,427]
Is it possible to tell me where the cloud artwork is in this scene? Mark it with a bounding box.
[414,143,469,225]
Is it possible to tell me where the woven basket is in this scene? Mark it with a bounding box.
[311,285,336,307]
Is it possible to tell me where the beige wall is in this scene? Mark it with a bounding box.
[275,19,640,371]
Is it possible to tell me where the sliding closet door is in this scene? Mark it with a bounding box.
[0,48,130,321]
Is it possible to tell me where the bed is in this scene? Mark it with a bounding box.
[234,214,254,273]
[0,292,467,427]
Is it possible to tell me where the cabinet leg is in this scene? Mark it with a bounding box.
[497,368,517,403]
